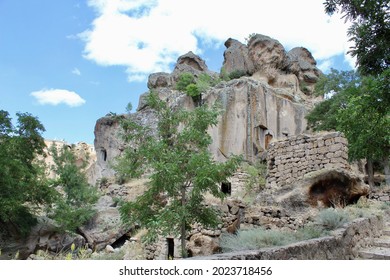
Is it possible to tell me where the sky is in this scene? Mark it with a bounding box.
[0,0,355,145]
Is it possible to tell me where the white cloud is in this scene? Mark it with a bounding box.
[31,89,86,107]
[72,68,81,76]
[80,0,354,82]
[318,59,333,73]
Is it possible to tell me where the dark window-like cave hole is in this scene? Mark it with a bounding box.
[111,233,130,249]
[167,238,174,260]
[221,182,232,195]
[101,148,107,161]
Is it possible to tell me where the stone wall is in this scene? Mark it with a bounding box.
[266,132,349,188]
[191,215,384,260]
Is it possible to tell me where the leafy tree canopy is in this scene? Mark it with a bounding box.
[0,110,56,235]
[306,69,390,186]
[324,0,389,75]
[48,144,99,232]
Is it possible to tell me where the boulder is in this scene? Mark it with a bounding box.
[187,233,220,257]
[172,51,213,81]
[147,72,173,90]
[248,34,288,74]
[222,38,255,76]
[78,200,131,251]
[286,47,322,95]
[0,217,85,259]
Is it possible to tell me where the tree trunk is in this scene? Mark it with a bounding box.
[383,156,390,186]
[180,185,187,258]
[367,158,375,188]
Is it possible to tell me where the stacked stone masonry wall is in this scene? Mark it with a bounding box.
[266,132,349,188]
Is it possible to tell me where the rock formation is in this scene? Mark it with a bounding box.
[92,34,321,182]
[87,34,371,259]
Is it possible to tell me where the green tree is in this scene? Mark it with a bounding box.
[324,0,389,75]
[48,145,99,232]
[306,69,359,131]
[115,92,242,257]
[0,110,56,235]
[306,69,390,187]
[337,69,390,186]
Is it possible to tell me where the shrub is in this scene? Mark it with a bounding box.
[176,73,195,91]
[294,224,324,240]
[185,83,200,97]
[220,67,230,81]
[228,70,247,80]
[242,160,267,193]
[220,228,294,252]
[315,208,350,230]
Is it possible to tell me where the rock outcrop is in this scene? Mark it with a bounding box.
[78,195,132,251]
[222,34,322,97]
[222,38,255,76]
[92,34,318,183]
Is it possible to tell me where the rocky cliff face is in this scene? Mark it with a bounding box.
[92,34,321,183]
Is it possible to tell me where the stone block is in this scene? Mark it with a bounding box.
[325,139,334,146]
[334,136,348,145]
[317,139,325,147]
[326,152,335,159]
[330,143,343,152]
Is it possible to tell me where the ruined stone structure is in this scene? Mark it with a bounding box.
[266,132,369,208]
[266,132,349,188]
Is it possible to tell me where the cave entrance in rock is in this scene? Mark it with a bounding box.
[111,233,130,249]
[308,177,360,208]
[100,148,107,161]
[166,238,174,260]
[221,182,232,195]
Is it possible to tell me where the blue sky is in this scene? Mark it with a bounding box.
[0,0,353,144]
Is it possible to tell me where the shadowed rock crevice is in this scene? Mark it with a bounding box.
[308,174,365,207]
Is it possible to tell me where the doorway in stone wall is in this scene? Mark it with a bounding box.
[265,133,273,149]
[167,238,174,259]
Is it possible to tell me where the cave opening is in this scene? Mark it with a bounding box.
[308,177,357,208]
[221,182,232,195]
[101,148,107,161]
[111,233,130,249]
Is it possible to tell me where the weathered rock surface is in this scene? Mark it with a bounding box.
[286,47,321,94]
[172,51,215,80]
[248,34,288,73]
[221,34,321,96]
[222,38,255,76]
[0,217,85,260]
[92,108,158,183]
[78,195,131,251]
[187,233,220,257]
[206,78,307,162]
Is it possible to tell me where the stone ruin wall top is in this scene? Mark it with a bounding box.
[266,132,350,188]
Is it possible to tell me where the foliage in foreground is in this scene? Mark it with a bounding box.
[47,145,99,232]
[0,110,56,235]
[115,92,242,257]
[306,69,390,186]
